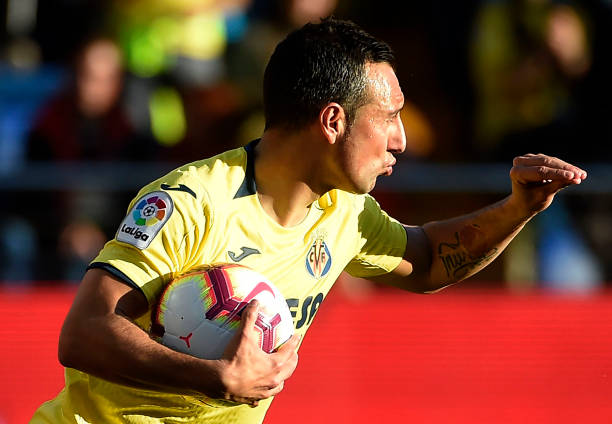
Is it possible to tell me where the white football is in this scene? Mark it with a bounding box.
[151,263,294,360]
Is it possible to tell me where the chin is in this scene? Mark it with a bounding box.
[337,174,377,194]
[338,183,369,195]
[355,180,377,195]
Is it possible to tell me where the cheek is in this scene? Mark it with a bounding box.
[343,125,385,172]
[370,124,389,153]
[367,137,388,164]
[353,151,379,183]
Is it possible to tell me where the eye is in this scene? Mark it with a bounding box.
[386,112,400,122]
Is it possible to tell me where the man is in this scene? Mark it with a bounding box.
[31,18,586,423]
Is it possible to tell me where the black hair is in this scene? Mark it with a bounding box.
[263,17,395,131]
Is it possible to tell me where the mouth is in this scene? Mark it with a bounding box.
[382,166,393,176]
[383,159,396,176]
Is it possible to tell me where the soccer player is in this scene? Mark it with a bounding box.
[31,18,586,423]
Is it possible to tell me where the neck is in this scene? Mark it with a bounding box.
[254,128,326,227]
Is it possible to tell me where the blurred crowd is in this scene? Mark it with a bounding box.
[0,0,610,291]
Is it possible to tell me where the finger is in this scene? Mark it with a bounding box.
[266,381,285,397]
[273,334,300,365]
[513,153,585,173]
[223,301,261,356]
[238,299,260,332]
[511,165,581,185]
[255,380,286,401]
[513,155,587,180]
[276,333,300,352]
[272,346,299,381]
[534,179,571,194]
[282,352,299,380]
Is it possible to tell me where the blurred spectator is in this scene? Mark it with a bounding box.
[225,0,340,145]
[470,0,606,290]
[113,0,344,162]
[226,0,339,107]
[107,0,255,160]
[23,37,144,281]
[470,0,595,160]
[27,38,138,161]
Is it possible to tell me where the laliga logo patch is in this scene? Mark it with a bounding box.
[306,237,332,279]
[116,191,174,249]
[133,195,168,226]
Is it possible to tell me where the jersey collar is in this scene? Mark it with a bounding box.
[233,139,260,199]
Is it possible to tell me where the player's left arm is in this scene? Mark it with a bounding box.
[371,154,587,293]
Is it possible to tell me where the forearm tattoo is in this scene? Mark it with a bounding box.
[437,225,498,280]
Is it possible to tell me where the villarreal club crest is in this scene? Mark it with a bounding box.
[306,236,332,279]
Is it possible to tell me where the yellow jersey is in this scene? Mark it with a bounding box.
[31,141,407,423]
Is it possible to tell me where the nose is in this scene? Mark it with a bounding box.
[388,115,406,154]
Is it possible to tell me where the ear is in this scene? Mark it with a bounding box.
[319,103,346,145]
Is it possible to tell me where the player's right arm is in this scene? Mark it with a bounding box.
[58,268,299,406]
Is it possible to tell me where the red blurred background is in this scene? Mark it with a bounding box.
[4,282,612,424]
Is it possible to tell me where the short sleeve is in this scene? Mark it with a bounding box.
[344,195,406,278]
[89,175,209,305]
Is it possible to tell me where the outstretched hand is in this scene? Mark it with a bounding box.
[509,153,587,217]
[217,300,299,406]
